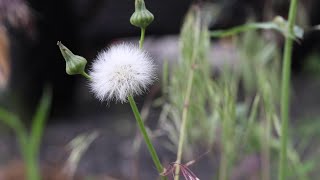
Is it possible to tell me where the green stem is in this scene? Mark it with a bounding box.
[174,12,201,180]
[127,27,166,180]
[24,147,40,180]
[81,72,91,80]
[139,28,146,49]
[279,0,298,180]
[219,114,228,180]
[174,66,195,180]
[219,84,236,180]
[261,113,271,180]
[128,95,166,179]
[210,23,267,38]
[174,11,201,180]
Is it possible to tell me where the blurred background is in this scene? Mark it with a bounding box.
[0,0,320,179]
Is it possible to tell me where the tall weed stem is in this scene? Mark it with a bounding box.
[174,11,201,180]
[128,96,165,179]
[279,0,298,179]
[130,28,166,180]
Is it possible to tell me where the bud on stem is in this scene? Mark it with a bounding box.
[130,0,154,29]
[57,41,90,79]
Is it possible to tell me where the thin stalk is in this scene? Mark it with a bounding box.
[81,72,91,80]
[24,148,40,180]
[134,27,167,180]
[219,85,236,180]
[261,113,271,180]
[279,0,298,180]
[219,113,228,180]
[174,12,201,180]
[260,81,272,180]
[128,95,166,179]
[174,66,195,180]
[139,28,146,49]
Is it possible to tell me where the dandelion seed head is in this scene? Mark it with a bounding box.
[90,43,156,103]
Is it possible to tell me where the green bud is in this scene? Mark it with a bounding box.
[57,41,87,76]
[130,0,154,29]
[273,16,286,28]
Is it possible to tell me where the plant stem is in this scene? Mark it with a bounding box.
[128,95,166,180]
[279,0,298,180]
[174,11,201,180]
[219,118,228,180]
[81,72,91,80]
[261,113,271,180]
[174,66,195,180]
[24,148,40,180]
[139,28,146,49]
[129,27,166,180]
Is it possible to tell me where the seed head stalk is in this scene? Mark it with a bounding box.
[279,0,298,180]
[128,95,165,177]
[128,27,167,180]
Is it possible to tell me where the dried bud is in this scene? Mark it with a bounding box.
[57,41,87,76]
[130,0,154,29]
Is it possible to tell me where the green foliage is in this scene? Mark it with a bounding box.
[159,6,212,154]
[158,3,319,180]
[0,87,52,180]
[210,16,304,40]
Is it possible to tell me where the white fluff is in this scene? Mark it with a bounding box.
[90,43,156,103]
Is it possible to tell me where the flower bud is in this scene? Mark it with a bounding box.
[273,16,286,29]
[57,41,87,76]
[130,0,154,29]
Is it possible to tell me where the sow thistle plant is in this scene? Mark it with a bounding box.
[56,0,307,179]
[58,0,167,179]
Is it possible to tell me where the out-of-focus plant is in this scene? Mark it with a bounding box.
[278,0,298,179]
[63,131,99,179]
[0,87,51,180]
[210,16,303,41]
[158,1,316,179]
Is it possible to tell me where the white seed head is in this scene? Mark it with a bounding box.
[90,43,156,103]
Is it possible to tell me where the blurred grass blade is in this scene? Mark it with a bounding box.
[64,131,99,178]
[0,107,26,134]
[30,86,52,154]
[162,59,169,95]
[0,108,27,148]
[211,16,304,40]
[242,95,260,143]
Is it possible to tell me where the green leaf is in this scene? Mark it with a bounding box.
[29,86,52,155]
[0,107,28,154]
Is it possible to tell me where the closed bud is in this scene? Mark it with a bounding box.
[273,16,286,28]
[130,0,154,29]
[57,41,87,76]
